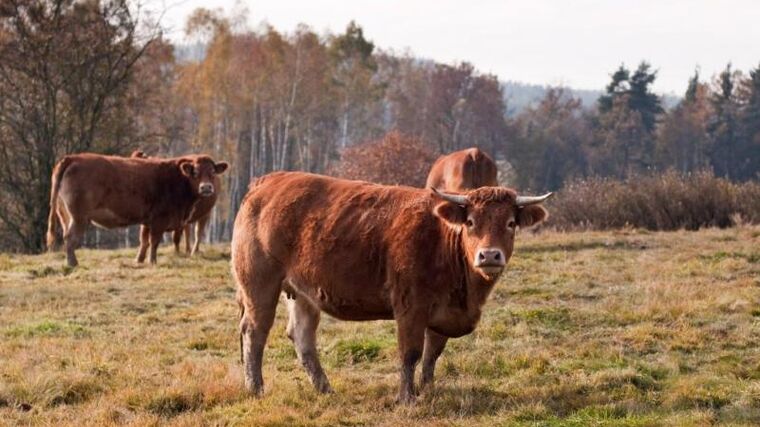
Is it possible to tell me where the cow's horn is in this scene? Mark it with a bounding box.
[516,192,553,206]
[431,188,470,206]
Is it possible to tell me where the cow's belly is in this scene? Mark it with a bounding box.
[319,300,395,321]
[286,277,394,321]
[89,209,135,229]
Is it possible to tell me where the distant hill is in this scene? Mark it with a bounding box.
[503,81,680,116]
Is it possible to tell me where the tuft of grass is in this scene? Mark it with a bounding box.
[144,389,204,417]
[5,319,87,338]
[27,265,74,278]
[512,307,573,332]
[332,339,384,365]
[47,378,103,407]
[664,376,736,410]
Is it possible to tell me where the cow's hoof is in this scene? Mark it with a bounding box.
[245,381,264,397]
[396,392,417,405]
[316,383,334,394]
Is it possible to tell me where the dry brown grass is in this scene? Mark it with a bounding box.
[1,226,759,426]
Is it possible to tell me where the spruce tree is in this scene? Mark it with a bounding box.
[595,61,662,176]
[739,63,760,179]
[708,64,741,179]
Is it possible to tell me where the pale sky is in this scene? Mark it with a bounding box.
[150,0,760,95]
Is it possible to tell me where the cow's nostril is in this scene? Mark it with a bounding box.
[478,252,486,261]
[494,252,500,261]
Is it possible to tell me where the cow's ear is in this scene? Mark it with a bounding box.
[434,202,467,225]
[180,162,194,177]
[517,205,548,228]
[214,161,229,174]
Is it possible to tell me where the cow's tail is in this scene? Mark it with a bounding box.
[46,156,71,251]
[237,289,244,364]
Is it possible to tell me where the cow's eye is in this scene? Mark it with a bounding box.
[507,220,517,229]
[465,218,474,228]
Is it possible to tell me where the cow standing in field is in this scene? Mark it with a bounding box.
[47,153,228,267]
[426,147,498,191]
[131,151,218,256]
[231,172,550,403]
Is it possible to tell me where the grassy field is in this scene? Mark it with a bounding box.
[0,226,759,426]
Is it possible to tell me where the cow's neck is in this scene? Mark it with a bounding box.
[444,226,498,319]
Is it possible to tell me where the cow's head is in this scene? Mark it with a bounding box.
[432,187,551,279]
[180,156,229,197]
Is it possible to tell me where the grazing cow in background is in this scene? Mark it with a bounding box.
[130,150,218,256]
[426,147,498,191]
[231,171,551,403]
[47,153,228,266]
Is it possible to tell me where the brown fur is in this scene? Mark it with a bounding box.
[231,171,548,403]
[425,147,498,191]
[47,153,228,266]
[130,151,219,256]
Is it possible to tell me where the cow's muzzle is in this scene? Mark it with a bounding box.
[474,248,506,275]
[199,183,215,196]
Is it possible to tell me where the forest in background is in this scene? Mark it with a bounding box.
[1,1,759,252]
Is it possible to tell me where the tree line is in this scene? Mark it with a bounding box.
[0,2,758,252]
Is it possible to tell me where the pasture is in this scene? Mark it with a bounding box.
[1,226,758,426]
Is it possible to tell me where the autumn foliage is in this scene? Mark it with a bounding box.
[332,132,438,187]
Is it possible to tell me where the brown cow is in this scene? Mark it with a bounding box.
[130,150,217,256]
[425,147,498,191]
[231,172,550,403]
[47,153,228,266]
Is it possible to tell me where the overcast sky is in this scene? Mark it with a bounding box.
[153,0,760,95]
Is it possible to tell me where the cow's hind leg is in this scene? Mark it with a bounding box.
[286,296,332,393]
[240,288,279,396]
[234,251,282,396]
[420,329,448,389]
[63,218,87,267]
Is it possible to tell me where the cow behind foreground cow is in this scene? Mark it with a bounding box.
[426,147,498,191]
[231,171,551,403]
[47,153,228,266]
[131,150,218,256]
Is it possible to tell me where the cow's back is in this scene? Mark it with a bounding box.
[234,172,439,320]
[426,148,498,191]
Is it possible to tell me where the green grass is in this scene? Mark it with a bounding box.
[0,227,759,426]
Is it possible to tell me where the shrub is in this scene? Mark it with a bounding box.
[331,131,438,187]
[548,171,760,231]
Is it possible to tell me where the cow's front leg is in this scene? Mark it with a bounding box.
[148,226,165,264]
[184,223,192,254]
[135,225,150,263]
[421,328,448,389]
[395,309,427,404]
[192,215,209,255]
[172,228,182,253]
